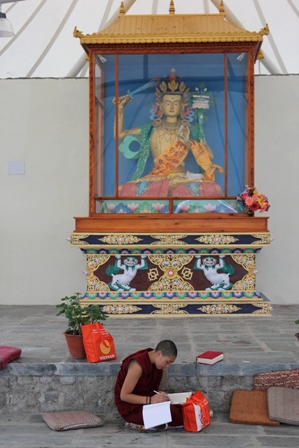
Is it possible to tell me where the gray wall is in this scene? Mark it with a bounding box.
[0,76,298,305]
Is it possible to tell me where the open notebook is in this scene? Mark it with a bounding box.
[168,392,192,404]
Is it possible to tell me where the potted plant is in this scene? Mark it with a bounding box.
[56,292,107,359]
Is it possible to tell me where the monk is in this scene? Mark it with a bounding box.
[114,340,183,430]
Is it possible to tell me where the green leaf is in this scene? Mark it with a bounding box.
[56,293,107,334]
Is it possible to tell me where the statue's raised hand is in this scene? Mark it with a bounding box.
[112,94,132,108]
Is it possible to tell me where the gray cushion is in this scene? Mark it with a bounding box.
[42,410,104,431]
[267,387,299,425]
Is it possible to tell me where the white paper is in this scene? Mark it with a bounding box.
[142,401,172,429]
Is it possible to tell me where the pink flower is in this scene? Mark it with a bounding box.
[107,202,116,212]
[127,202,140,212]
[152,202,165,213]
[204,203,217,212]
[177,202,190,213]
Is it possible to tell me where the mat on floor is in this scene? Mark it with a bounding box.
[229,390,280,426]
[268,386,299,425]
[42,410,104,431]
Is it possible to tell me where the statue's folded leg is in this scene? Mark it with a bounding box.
[171,181,222,197]
[119,179,170,197]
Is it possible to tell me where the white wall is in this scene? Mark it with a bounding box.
[0,76,298,305]
[0,79,88,305]
[255,75,299,304]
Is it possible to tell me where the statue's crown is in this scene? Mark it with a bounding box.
[155,68,190,98]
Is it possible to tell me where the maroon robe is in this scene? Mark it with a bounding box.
[114,347,183,426]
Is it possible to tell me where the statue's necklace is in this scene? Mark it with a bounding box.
[162,120,180,134]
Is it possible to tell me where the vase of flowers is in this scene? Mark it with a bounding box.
[237,186,270,216]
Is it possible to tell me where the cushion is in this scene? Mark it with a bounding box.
[229,390,280,426]
[268,386,299,425]
[42,410,104,431]
[0,345,22,370]
[254,369,299,391]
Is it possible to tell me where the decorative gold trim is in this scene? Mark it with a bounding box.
[71,233,90,245]
[251,233,271,245]
[86,278,110,294]
[102,304,142,314]
[231,253,255,271]
[198,304,241,314]
[151,304,189,315]
[86,254,110,294]
[76,32,266,45]
[70,232,271,248]
[151,234,188,245]
[99,235,143,245]
[148,253,194,292]
[196,234,238,245]
[80,299,272,317]
[231,253,256,290]
[86,254,110,271]
[252,302,272,315]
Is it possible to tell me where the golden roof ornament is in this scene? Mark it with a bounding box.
[169,0,175,15]
[219,1,225,14]
[119,1,125,17]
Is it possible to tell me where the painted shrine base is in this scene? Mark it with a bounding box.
[71,228,271,317]
[80,293,271,317]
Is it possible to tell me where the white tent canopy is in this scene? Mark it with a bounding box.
[0,0,299,78]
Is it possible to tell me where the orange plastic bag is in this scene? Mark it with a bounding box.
[182,390,211,432]
[81,323,117,363]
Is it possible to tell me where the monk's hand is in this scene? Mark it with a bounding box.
[151,392,170,404]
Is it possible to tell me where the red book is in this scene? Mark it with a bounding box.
[196,351,223,365]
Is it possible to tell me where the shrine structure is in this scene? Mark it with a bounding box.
[71,1,271,316]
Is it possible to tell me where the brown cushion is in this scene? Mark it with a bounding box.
[253,369,299,391]
[229,390,280,426]
[268,387,299,425]
[42,411,104,431]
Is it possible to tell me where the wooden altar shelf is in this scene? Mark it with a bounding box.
[74,214,269,234]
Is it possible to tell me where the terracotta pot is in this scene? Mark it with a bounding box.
[63,332,86,359]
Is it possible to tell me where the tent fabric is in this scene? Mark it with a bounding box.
[0,0,299,78]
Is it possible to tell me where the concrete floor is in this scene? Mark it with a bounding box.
[1,304,299,447]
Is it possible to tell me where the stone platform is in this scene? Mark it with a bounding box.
[1,304,299,416]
